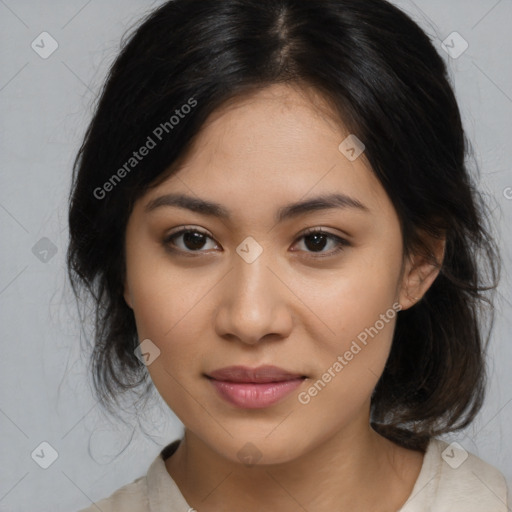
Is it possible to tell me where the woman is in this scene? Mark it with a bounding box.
[68,0,509,510]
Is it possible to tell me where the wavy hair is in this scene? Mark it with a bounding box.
[67,0,500,450]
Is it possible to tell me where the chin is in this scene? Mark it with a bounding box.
[202,428,311,467]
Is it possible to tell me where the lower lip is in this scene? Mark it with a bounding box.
[209,378,304,409]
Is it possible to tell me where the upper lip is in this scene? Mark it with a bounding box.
[207,365,305,383]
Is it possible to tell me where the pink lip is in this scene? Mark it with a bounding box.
[207,365,306,409]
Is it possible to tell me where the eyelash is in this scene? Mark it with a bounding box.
[163,226,350,258]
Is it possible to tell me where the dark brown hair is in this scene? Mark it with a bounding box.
[67,0,500,451]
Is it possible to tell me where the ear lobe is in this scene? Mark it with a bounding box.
[399,234,445,310]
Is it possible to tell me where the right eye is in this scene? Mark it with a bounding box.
[163,227,220,254]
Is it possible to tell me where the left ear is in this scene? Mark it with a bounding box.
[398,231,446,311]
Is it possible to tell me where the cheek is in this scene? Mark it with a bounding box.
[309,249,402,350]
[299,248,402,408]
[128,269,209,418]
[127,252,204,339]
[297,302,399,435]
[127,261,220,389]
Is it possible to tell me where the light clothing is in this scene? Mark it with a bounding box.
[77,437,509,511]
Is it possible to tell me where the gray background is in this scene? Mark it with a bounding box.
[0,1,510,511]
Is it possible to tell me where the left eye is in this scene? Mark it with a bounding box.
[293,229,349,256]
[163,228,349,256]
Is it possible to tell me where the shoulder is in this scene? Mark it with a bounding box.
[75,473,148,512]
[75,474,148,512]
[74,439,188,512]
[402,438,509,511]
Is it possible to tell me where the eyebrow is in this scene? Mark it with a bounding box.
[145,192,370,222]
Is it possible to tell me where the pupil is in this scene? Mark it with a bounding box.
[184,232,206,250]
[305,233,327,252]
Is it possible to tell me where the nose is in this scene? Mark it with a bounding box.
[214,253,294,346]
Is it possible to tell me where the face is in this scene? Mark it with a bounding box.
[123,83,426,465]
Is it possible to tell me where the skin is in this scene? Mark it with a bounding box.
[123,83,445,511]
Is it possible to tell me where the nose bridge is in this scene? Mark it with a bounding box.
[214,242,292,344]
[232,249,272,307]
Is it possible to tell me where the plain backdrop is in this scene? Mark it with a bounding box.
[0,1,511,511]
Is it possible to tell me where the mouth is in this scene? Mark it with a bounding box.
[205,365,307,409]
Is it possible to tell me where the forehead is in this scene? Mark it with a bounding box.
[142,84,393,224]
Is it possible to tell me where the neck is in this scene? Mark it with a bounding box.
[165,415,424,511]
